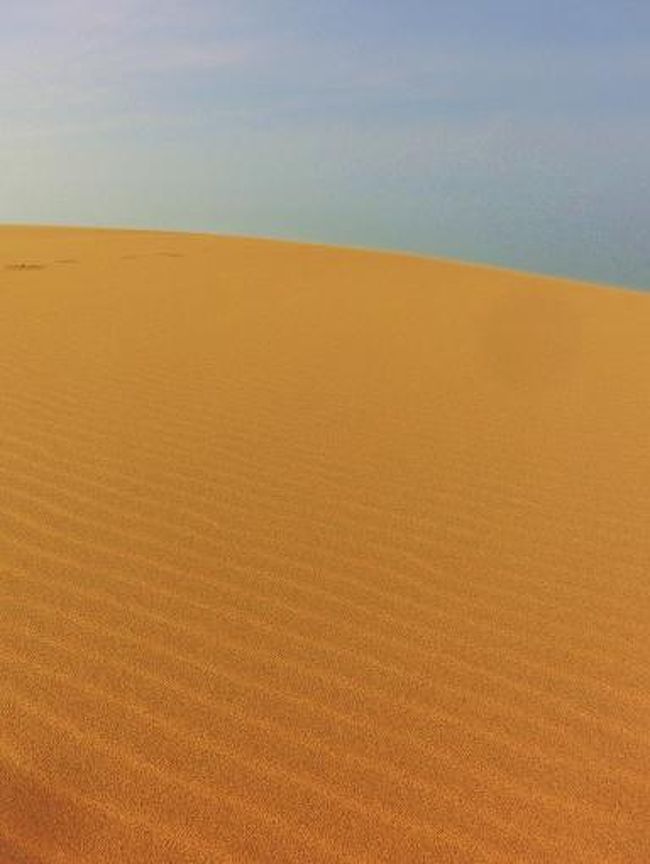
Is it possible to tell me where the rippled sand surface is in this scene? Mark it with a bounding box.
[1,226,649,863]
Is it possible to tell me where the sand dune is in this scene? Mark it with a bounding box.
[0,225,648,863]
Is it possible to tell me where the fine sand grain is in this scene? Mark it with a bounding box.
[0,226,649,863]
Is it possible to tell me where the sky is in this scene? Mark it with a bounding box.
[1,0,649,289]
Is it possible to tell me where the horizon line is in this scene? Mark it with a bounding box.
[1,221,645,297]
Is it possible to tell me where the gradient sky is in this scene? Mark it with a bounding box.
[2,1,649,288]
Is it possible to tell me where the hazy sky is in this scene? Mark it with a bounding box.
[2,1,649,288]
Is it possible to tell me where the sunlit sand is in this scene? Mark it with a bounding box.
[1,226,648,862]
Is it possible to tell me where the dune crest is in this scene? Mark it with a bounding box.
[1,226,649,863]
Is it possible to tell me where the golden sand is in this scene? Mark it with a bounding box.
[0,226,648,863]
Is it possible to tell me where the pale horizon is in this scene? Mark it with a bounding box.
[2,0,649,289]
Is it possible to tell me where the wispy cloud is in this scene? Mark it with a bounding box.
[0,0,262,147]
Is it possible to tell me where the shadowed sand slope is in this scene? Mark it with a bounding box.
[0,226,649,863]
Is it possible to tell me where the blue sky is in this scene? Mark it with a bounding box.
[2,1,649,288]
